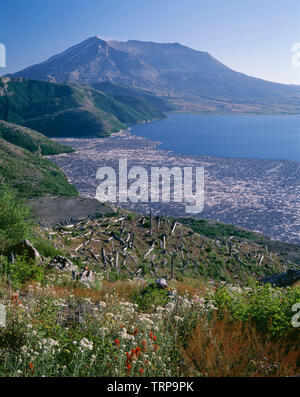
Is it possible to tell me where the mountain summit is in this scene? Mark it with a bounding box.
[13,36,159,88]
[11,37,300,113]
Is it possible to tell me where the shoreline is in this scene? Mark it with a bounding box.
[109,127,300,164]
[167,110,300,116]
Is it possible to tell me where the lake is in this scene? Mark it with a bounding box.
[130,114,300,161]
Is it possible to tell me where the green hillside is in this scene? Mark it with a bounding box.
[0,138,78,198]
[0,77,166,137]
[84,84,166,123]
[112,95,169,120]
[91,81,177,112]
[0,120,74,155]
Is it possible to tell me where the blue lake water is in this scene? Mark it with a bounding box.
[130,114,300,161]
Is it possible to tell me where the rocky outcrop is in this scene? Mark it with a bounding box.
[4,239,42,264]
[48,255,78,272]
[80,269,95,285]
[27,197,115,227]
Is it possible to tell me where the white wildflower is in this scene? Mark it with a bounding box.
[173,315,184,322]
[79,338,93,351]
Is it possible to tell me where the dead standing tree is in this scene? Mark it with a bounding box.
[171,251,176,280]
[101,247,108,270]
[149,212,153,237]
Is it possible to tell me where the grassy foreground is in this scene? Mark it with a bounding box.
[0,190,299,377]
[0,275,299,377]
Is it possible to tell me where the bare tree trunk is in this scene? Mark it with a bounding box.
[144,242,155,259]
[150,212,153,236]
[258,254,264,266]
[129,232,135,248]
[156,215,161,229]
[102,248,107,269]
[115,250,119,274]
[162,234,166,252]
[171,252,176,280]
[227,240,232,257]
[170,221,177,236]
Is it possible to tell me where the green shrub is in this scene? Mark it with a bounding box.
[213,283,300,337]
[131,285,170,311]
[33,238,63,258]
[63,237,72,246]
[0,185,33,251]
[0,308,28,352]
[108,270,127,281]
[142,219,151,228]
[1,254,44,288]
[126,213,136,221]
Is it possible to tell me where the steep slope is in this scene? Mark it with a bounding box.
[46,211,298,284]
[0,77,165,137]
[0,120,74,155]
[0,138,78,198]
[91,81,177,112]
[11,36,300,113]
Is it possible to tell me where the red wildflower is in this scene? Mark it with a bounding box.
[29,362,34,374]
[11,294,19,305]
[149,332,153,339]
[114,338,120,347]
[139,369,144,375]
[126,364,132,372]
[135,346,141,358]
[142,340,147,351]
[153,335,157,342]
[153,344,158,351]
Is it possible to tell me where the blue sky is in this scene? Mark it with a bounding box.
[1,0,300,84]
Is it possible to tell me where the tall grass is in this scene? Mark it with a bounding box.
[183,314,300,377]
